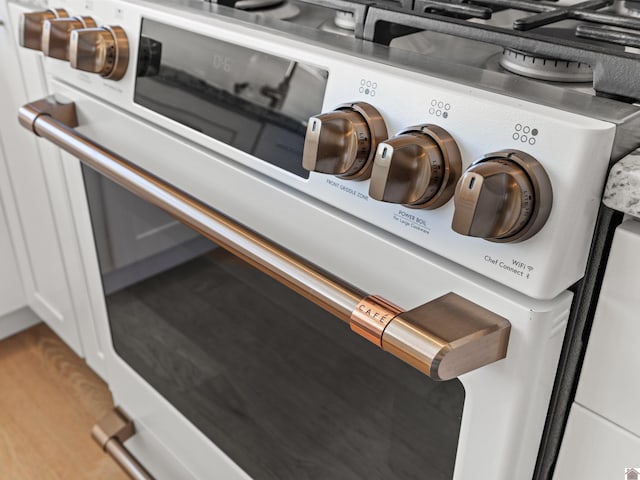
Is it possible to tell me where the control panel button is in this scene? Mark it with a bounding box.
[302,102,387,180]
[452,150,552,243]
[69,26,129,80]
[20,8,68,51]
[42,16,97,60]
[369,124,462,209]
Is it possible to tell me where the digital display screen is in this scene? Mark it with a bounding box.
[134,19,329,178]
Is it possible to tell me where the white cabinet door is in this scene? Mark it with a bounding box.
[1,2,107,377]
[575,220,640,436]
[0,167,26,317]
[0,1,83,355]
[555,219,640,480]
[554,404,640,479]
[0,170,40,340]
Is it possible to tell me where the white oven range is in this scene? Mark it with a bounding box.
[10,0,640,479]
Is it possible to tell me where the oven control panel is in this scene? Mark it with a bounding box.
[304,108,553,244]
[18,0,617,300]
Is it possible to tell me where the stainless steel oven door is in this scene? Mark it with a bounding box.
[24,80,573,480]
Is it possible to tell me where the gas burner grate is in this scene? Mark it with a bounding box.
[361,0,640,100]
[576,22,640,45]
[412,0,640,42]
[471,0,640,31]
[417,0,493,19]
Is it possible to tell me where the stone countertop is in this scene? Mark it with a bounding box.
[603,150,640,218]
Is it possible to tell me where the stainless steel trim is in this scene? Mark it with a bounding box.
[18,97,511,380]
[92,407,155,480]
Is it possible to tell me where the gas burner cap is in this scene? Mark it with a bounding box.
[499,49,593,83]
[234,0,285,10]
[319,11,356,36]
[320,20,354,36]
[251,1,300,19]
[334,11,355,30]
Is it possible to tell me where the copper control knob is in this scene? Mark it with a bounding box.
[69,26,129,80]
[20,8,68,50]
[451,150,552,243]
[42,16,97,60]
[369,125,462,209]
[302,102,387,180]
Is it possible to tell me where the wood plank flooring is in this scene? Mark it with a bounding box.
[0,323,128,480]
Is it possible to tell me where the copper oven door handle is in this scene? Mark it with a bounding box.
[19,97,511,381]
[92,407,155,480]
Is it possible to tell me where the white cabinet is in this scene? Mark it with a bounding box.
[0,1,106,372]
[0,191,25,317]
[574,220,640,436]
[0,1,107,377]
[555,219,640,479]
[0,122,26,319]
[554,405,640,479]
[0,162,40,339]
[0,12,40,337]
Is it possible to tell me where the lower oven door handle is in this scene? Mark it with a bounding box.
[92,407,155,480]
[19,97,511,381]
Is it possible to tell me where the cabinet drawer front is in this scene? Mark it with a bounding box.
[555,404,640,480]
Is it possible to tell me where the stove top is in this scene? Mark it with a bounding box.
[203,0,640,100]
[369,0,640,100]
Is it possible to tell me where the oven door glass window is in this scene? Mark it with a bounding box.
[82,165,465,480]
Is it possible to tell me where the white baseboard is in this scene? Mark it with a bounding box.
[0,306,41,341]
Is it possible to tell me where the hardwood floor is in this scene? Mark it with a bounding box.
[0,323,128,480]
